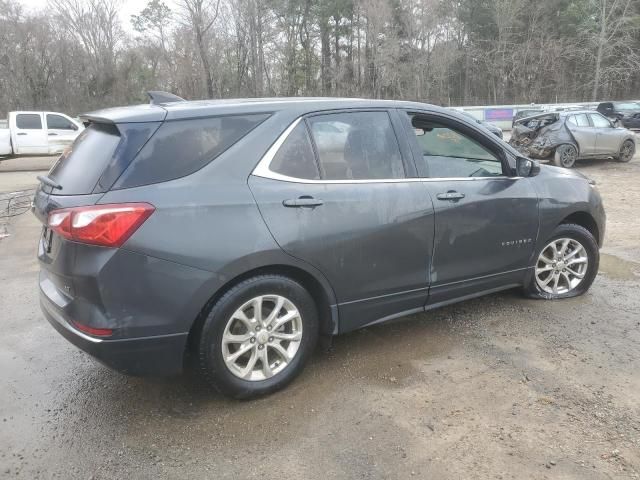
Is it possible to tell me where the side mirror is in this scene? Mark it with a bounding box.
[516,157,540,177]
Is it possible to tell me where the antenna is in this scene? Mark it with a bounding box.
[147,91,186,105]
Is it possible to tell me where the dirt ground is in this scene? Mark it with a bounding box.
[1,151,639,479]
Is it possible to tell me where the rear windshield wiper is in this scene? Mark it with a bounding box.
[37,175,63,190]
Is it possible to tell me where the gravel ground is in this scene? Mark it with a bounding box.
[0,152,639,479]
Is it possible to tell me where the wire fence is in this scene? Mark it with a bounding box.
[0,188,36,220]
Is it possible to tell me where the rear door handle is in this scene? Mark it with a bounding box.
[436,191,465,201]
[16,132,27,136]
[283,196,324,208]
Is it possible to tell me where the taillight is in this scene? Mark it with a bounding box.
[47,203,155,247]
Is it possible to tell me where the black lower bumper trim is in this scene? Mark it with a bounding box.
[40,295,188,376]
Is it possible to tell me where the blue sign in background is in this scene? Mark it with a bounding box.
[485,108,514,121]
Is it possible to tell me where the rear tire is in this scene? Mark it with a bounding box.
[552,144,578,168]
[197,275,318,399]
[617,139,635,163]
[524,224,599,300]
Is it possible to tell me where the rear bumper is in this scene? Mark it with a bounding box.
[40,289,188,376]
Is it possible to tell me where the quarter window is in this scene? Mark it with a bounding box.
[589,113,612,128]
[115,113,270,189]
[16,114,42,129]
[47,114,76,130]
[409,115,503,178]
[307,112,405,180]
[270,122,319,180]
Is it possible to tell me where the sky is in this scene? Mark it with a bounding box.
[16,0,179,32]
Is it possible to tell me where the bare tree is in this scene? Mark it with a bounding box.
[2,0,640,118]
[176,0,221,98]
[49,0,122,98]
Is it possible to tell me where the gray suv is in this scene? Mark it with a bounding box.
[34,95,605,398]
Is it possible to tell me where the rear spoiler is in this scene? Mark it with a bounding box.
[78,92,184,125]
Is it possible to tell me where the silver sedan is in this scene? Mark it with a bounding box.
[509,110,636,168]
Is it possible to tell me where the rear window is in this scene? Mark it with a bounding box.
[113,114,270,189]
[48,123,121,195]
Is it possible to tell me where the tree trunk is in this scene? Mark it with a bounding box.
[195,27,214,98]
[592,0,607,101]
[320,15,331,95]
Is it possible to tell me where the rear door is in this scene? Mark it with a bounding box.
[45,113,80,154]
[401,110,539,307]
[249,110,435,333]
[11,112,48,154]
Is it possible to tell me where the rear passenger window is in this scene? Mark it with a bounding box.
[114,114,269,189]
[307,112,404,180]
[270,123,319,179]
[16,114,42,129]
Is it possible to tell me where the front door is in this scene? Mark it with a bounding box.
[249,110,434,333]
[12,113,48,155]
[402,111,539,307]
[589,113,621,156]
[566,113,596,156]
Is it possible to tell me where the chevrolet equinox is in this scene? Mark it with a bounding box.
[34,95,605,398]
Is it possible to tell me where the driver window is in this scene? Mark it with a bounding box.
[46,114,76,130]
[568,114,589,127]
[589,113,612,128]
[409,115,503,178]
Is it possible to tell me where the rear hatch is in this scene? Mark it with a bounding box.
[34,118,162,305]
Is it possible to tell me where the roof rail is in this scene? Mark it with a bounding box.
[147,91,186,105]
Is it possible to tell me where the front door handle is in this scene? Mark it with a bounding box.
[436,191,465,201]
[48,133,58,136]
[16,132,27,136]
[283,196,324,208]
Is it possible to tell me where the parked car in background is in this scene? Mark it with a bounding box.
[0,111,83,158]
[510,110,635,168]
[34,95,605,398]
[512,109,545,128]
[596,102,640,129]
[459,111,503,139]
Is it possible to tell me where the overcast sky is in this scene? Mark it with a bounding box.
[16,0,178,32]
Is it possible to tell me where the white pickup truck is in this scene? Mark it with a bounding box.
[0,111,83,157]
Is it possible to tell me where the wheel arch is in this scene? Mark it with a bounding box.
[186,263,338,354]
[554,141,580,156]
[559,211,601,246]
[621,135,635,150]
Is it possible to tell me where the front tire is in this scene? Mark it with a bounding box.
[197,275,318,399]
[617,139,635,163]
[524,224,599,299]
[553,144,578,168]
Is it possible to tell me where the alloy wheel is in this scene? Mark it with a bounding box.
[560,146,577,168]
[535,238,589,295]
[620,141,634,162]
[221,295,303,381]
